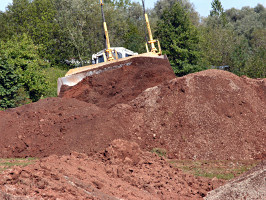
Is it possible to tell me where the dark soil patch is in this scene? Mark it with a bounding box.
[59,56,176,108]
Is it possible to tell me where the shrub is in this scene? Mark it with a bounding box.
[0,34,49,108]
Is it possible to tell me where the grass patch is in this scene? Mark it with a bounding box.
[168,159,259,180]
[151,148,167,157]
[42,67,68,97]
[0,157,37,173]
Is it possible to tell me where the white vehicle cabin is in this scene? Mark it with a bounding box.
[92,47,138,64]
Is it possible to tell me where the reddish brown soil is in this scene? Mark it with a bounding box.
[0,58,265,199]
[0,67,265,160]
[59,56,176,108]
[127,70,266,160]
[0,140,225,200]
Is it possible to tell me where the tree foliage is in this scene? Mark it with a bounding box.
[0,57,21,108]
[0,0,265,108]
[210,0,224,16]
[0,34,49,108]
[208,0,227,27]
[200,1,265,78]
[155,2,203,76]
[153,0,200,26]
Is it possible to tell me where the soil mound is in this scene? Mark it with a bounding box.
[0,140,225,200]
[0,98,105,158]
[0,69,265,160]
[126,70,266,160]
[59,56,176,108]
[205,159,266,200]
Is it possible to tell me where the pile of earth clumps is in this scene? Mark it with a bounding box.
[59,56,176,108]
[0,140,225,200]
[205,159,266,200]
[0,67,265,160]
[127,70,266,160]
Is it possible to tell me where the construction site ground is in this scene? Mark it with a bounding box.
[0,56,265,199]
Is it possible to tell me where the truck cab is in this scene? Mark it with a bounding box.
[91,47,138,64]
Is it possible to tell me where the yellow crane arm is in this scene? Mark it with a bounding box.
[144,13,157,53]
[100,0,114,61]
[142,0,162,55]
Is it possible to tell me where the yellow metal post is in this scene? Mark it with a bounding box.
[144,13,157,53]
[100,0,114,61]
[103,22,114,61]
[145,43,149,53]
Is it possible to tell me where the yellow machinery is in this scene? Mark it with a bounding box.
[100,0,114,62]
[57,0,165,95]
[141,0,162,55]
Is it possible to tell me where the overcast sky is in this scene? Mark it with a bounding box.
[1,0,265,17]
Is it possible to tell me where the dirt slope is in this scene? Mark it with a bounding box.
[60,56,176,108]
[126,70,266,160]
[205,160,266,200]
[0,68,265,160]
[0,140,225,200]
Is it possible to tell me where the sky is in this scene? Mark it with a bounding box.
[143,0,266,17]
[0,0,266,17]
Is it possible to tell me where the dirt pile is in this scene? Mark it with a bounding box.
[0,140,225,200]
[205,159,266,200]
[59,56,176,108]
[0,98,105,158]
[126,70,266,160]
[0,69,265,160]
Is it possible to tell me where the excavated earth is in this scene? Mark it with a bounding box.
[0,57,265,160]
[0,56,265,199]
[0,140,225,200]
[59,56,176,108]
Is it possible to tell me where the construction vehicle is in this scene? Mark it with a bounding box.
[91,47,138,64]
[57,0,165,95]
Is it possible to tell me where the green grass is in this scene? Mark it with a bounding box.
[168,159,258,180]
[151,148,167,157]
[0,157,37,173]
[42,67,68,97]
[0,156,259,182]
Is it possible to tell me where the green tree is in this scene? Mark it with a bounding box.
[3,0,60,63]
[25,0,59,62]
[230,38,250,76]
[153,0,200,26]
[0,57,21,109]
[0,11,12,41]
[244,50,265,78]
[199,27,239,67]
[155,2,203,76]
[0,34,49,105]
[122,2,146,53]
[54,0,100,64]
[209,0,227,26]
[243,28,266,78]
[210,0,224,16]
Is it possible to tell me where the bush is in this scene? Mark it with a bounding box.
[42,67,68,98]
[0,57,21,108]
[0,34,49,108]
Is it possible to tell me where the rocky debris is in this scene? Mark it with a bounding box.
[0,140,225,200]
[205,160,266,200]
